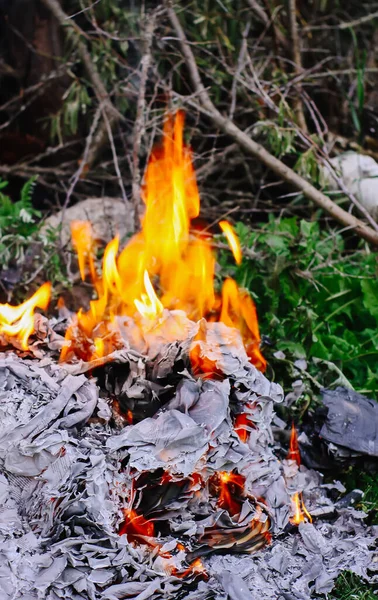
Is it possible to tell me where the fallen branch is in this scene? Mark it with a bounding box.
[167,6,378,246]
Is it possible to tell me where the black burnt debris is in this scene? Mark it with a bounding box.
[0,320,376,600]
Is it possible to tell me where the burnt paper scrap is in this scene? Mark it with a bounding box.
[320,387,378,457]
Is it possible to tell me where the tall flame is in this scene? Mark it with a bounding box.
[44,111,263,369]
[0,283,51,350]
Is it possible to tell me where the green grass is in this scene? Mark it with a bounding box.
[0,178,68,300]
[331,572,377,600]
[219,216,378,400]
[341,470,378,523]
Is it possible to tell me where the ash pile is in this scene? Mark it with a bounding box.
[0,111,376,599]
[0,318,376,600]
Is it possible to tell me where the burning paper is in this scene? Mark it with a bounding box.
[0,112,376,599]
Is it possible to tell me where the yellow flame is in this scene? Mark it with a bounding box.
[71,221,97,282]
[60,111,265,371]
[219,220,242,265]
[134,271,164,320]
[0,282,51,350]
[93,337,105,358]
[290,492,312,525]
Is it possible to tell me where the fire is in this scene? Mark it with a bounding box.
[119,508,155,543]
[219,220,242,265]
[217,471,245,517]
[220,278,266,370]
[290,492,312,525]
[234,407,256,443]
[287,422,301,466]
[0,282,51,349]
[57,111,265,368]
[286,424,312,525]
[1,111,264,368]
[71,220,97,282]
[134,271,164,320]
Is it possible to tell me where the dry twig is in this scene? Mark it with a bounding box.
[167,6,378,246]
[132,11,158,230]
[288,0,307,133]
[246,0,288,50]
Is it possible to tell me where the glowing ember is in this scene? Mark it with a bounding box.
[219,220,242,265]
[234,407,256,443]
[119,508,155,543]
[217,471,245,516]
[177,558,207,579]
[0,282,51,350]
[287,422,301,466]
[290,492,312,525]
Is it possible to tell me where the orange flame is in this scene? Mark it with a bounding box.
[0,282,51,349]
[290,492,312,525]
[217,471,245,517]
[71,220,97,282]
[234,406,256,443]
[220,278,266,371]
[119,509,155,543]
[219,220,242,265]
[287,422,301,466]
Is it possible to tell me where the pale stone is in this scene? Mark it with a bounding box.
[41,197,134,246]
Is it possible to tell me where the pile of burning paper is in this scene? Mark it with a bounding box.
[0,112,376,600]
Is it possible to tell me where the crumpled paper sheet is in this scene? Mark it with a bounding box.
[0,342,376,600]
[320,387,378,457]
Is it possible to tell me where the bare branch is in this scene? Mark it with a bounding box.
[167,5,378,246]
[246,0,288,50]
[132,11,158,231]
[288,0,307,133]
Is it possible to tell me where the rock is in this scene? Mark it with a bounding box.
[41,197,134,247]
[321,152,378,220]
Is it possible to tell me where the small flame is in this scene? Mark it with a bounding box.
[290,492,312,525]
[220,278,266,371]
[219,220,242,265]
[287,422,301,466]
[134,271,164,320]
[93,337,105,358]
[71,220,97,282]
[0,282,51,349]
[234,408,256,443]
[177,558,207,579]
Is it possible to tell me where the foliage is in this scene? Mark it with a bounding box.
[342,470,378,523]
[219,216,378,399]
[0,178,68,297]
[0,177,41,263]
[331,571,377,600]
